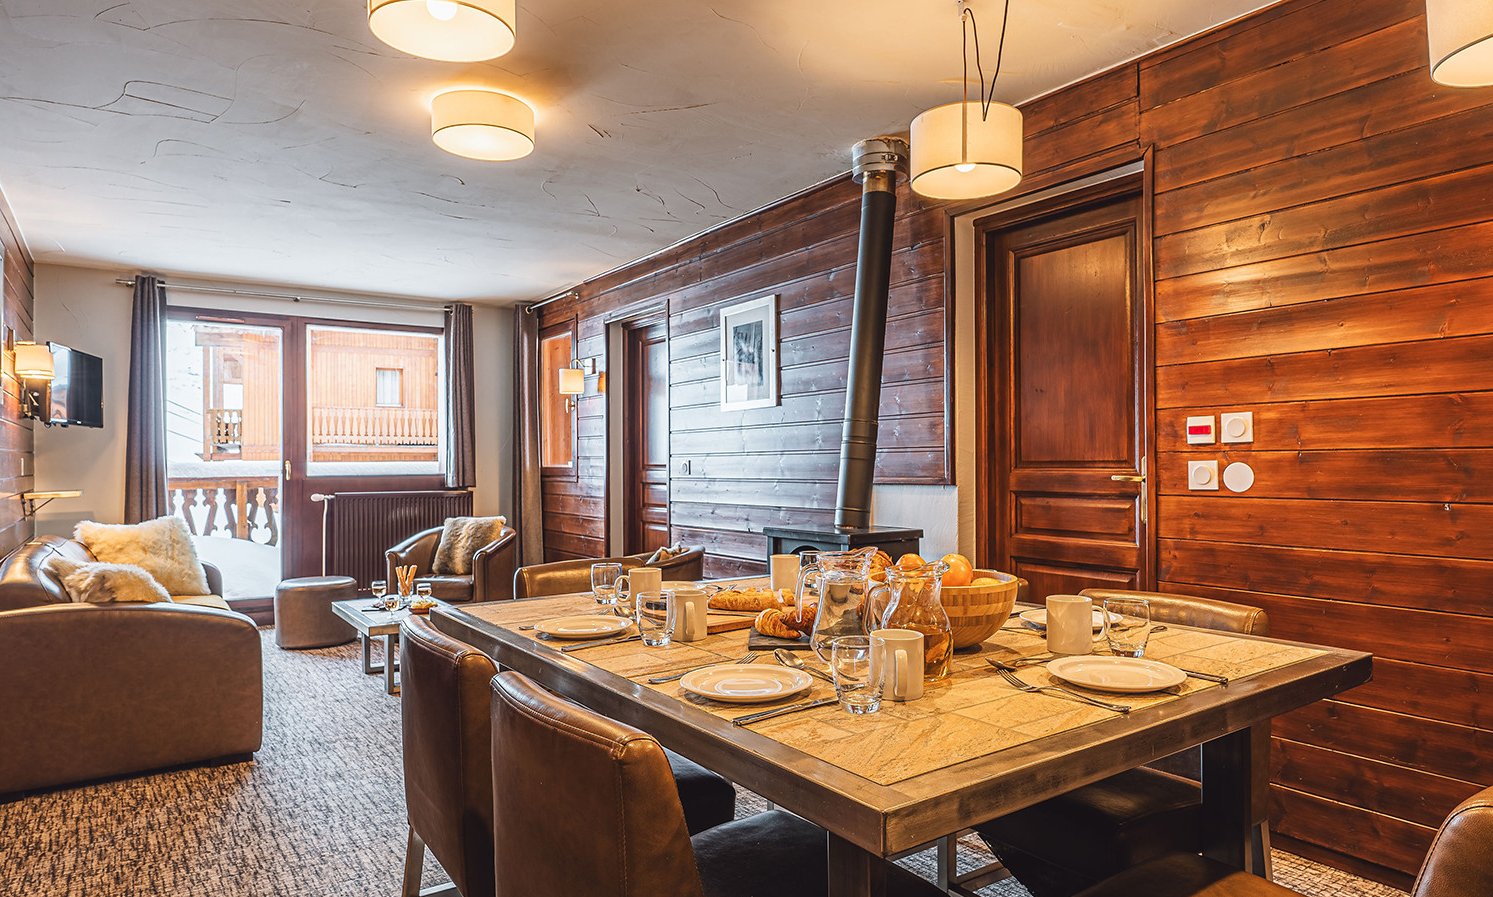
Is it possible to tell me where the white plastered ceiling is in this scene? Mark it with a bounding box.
[0,1,1273,302]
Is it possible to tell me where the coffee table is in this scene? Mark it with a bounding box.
[330,598,445,695]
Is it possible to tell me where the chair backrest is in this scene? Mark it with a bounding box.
[1415,785,1493,897]
[489,671,704,897]
[0,536,98,612]
[1079,588,1271,824]
[512,546,706,599]
[400,616,497,897]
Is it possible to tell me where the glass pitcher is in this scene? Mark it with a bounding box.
[798,547,877,663]
[878,561,954,681]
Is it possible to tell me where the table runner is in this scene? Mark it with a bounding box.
[459,593,1324,787]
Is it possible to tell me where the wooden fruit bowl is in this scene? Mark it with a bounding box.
[941,570,1019,648]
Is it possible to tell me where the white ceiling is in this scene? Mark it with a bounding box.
[0,1,1273,303]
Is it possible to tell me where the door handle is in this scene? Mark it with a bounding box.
[1112,461,1147,526]
[1111,474,1145,482]
[284,460,292,481]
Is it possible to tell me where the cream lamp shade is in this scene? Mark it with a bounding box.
[910,100,1024,200]
[557,367,584,396]
[1427,0,1493,86]
[431,89,535,161]
[14,342,53,381]
[368,0,516,62]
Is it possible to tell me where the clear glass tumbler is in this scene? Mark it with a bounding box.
[591,562,624,608]
[634,590,676,647]
[830,635,883,715]
[1103,597,1152,657]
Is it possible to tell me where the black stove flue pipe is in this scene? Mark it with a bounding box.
[834,137,910,530]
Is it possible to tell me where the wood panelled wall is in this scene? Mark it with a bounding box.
[0,188,35,555]
[538,178,949,577]
[537,0,1489,881]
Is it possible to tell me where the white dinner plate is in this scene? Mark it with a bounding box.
[678,665,813,704]
[1046,656,1187,694]
[1018,608,1119,632]
[532,615,631,640]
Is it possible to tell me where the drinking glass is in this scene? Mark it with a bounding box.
[415,583,432,603]
[371,580,388,610]
[1103,597,1152,657]
[591,562,624,608]
[634,590,676,647]
[829,635,883,715]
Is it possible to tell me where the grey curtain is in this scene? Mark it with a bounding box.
[124,274,169,523]
[445,302,476,488]
[512,304,545,565]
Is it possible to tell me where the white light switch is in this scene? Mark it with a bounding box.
[1188,460,1219,491]
[1220,412,1254,443]
[1223,462,1255,493]
[1185,415,1216,445]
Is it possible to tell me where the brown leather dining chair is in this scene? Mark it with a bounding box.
[1072,784,1493,897]
[399,618,737,897]
[489,670,946,897]
[512,546,706,599]
[972,588,1273,897]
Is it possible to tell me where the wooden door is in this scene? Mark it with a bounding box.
[982,194,1151,598]
[623,317,670,554]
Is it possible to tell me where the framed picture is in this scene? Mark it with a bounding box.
[718,294,778,411]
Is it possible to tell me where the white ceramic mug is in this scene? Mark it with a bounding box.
[615,567,662,611]
[870,628,925,701]
[1046,594,1094,655]
[671,588,710,642]
[769,553,802,592]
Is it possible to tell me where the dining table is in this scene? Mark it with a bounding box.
[432,580,1372,897]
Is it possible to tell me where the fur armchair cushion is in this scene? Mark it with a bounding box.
[432,516,507,575]
[50,558,172,604]
[74,516,210,596]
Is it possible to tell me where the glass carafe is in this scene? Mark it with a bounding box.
[799,547,877,663]
[878,562,954,681]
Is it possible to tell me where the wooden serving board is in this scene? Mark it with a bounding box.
[706,612,757,634]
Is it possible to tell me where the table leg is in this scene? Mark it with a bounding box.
[827,832,888,897]
[1201,728,1254,872]
[384,633,400,695]
[362,635,377,674]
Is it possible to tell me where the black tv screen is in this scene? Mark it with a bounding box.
[46,342,103,428]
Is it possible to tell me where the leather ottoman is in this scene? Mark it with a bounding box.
[275,575,357,649]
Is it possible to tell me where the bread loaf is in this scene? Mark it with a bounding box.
[709,587,790,612]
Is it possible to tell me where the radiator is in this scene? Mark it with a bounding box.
[322,489,473,587]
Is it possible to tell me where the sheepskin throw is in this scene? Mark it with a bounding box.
[51,558,172,604]
[432,516,507,575]
[75,516,210,596]
[644,544,687,566]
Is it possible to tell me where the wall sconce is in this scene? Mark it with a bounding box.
[14,341,54,421]
[558,364,584,412]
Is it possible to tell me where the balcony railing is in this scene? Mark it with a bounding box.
[170,476,280,546]
[312,406,438,447]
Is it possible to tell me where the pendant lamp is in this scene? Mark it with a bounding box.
[368,0,516,62]
[431,89,534,161]
[910,1,1024,201]
[1427,0,1493,86]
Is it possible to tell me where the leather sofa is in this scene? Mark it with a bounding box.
[0,535,263,795]
[512,547,706,599]
[386,523,519,603]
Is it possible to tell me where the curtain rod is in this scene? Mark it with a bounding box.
[115,277,454,313]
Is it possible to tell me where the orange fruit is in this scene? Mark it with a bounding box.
[896,553,926,571]
[940,553,974,587]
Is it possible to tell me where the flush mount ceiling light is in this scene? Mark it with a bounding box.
[368,0,516,62]
[431,89,535,161]
[910,1,1024,201]
[1427,0,1493,86]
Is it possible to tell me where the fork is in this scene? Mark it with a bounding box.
[987,660,1132,713]
[648,652,759,684]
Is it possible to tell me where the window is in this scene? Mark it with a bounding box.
[375,368,403,407]
[539,321,576,471]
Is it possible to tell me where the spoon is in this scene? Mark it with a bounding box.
[773,648,835,683]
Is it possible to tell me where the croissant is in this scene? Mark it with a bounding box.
[709,587,789,612]
[754,604,816,639]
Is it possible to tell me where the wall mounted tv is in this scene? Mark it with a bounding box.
[43,342,104,428]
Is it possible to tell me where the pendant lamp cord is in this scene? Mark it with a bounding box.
[960,0,1012,122]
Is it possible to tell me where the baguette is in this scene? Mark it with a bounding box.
[708,587,790,612]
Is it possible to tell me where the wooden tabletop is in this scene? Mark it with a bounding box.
[434,593,1371,858]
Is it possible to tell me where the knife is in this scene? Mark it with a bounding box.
[1175,667,1229,684]
[731,697,838,727]
[557,634,642,653]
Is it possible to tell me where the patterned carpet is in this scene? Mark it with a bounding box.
[0,630,1408,897]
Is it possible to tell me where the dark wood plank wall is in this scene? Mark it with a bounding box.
[1140,0,1493,881]
[0,188,36,555]
[539,178,951,577]
[537,0,1486,880]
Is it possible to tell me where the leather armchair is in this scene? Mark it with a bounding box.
[386,523,519,603]
[512,547,706,599]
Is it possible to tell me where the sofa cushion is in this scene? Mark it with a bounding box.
[51,559,172,604]
[432,516,507,575]
[75,517,210,596]
[174,595,232,611]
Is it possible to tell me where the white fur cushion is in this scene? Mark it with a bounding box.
[74,516,210,596]
[50,558,172,604]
